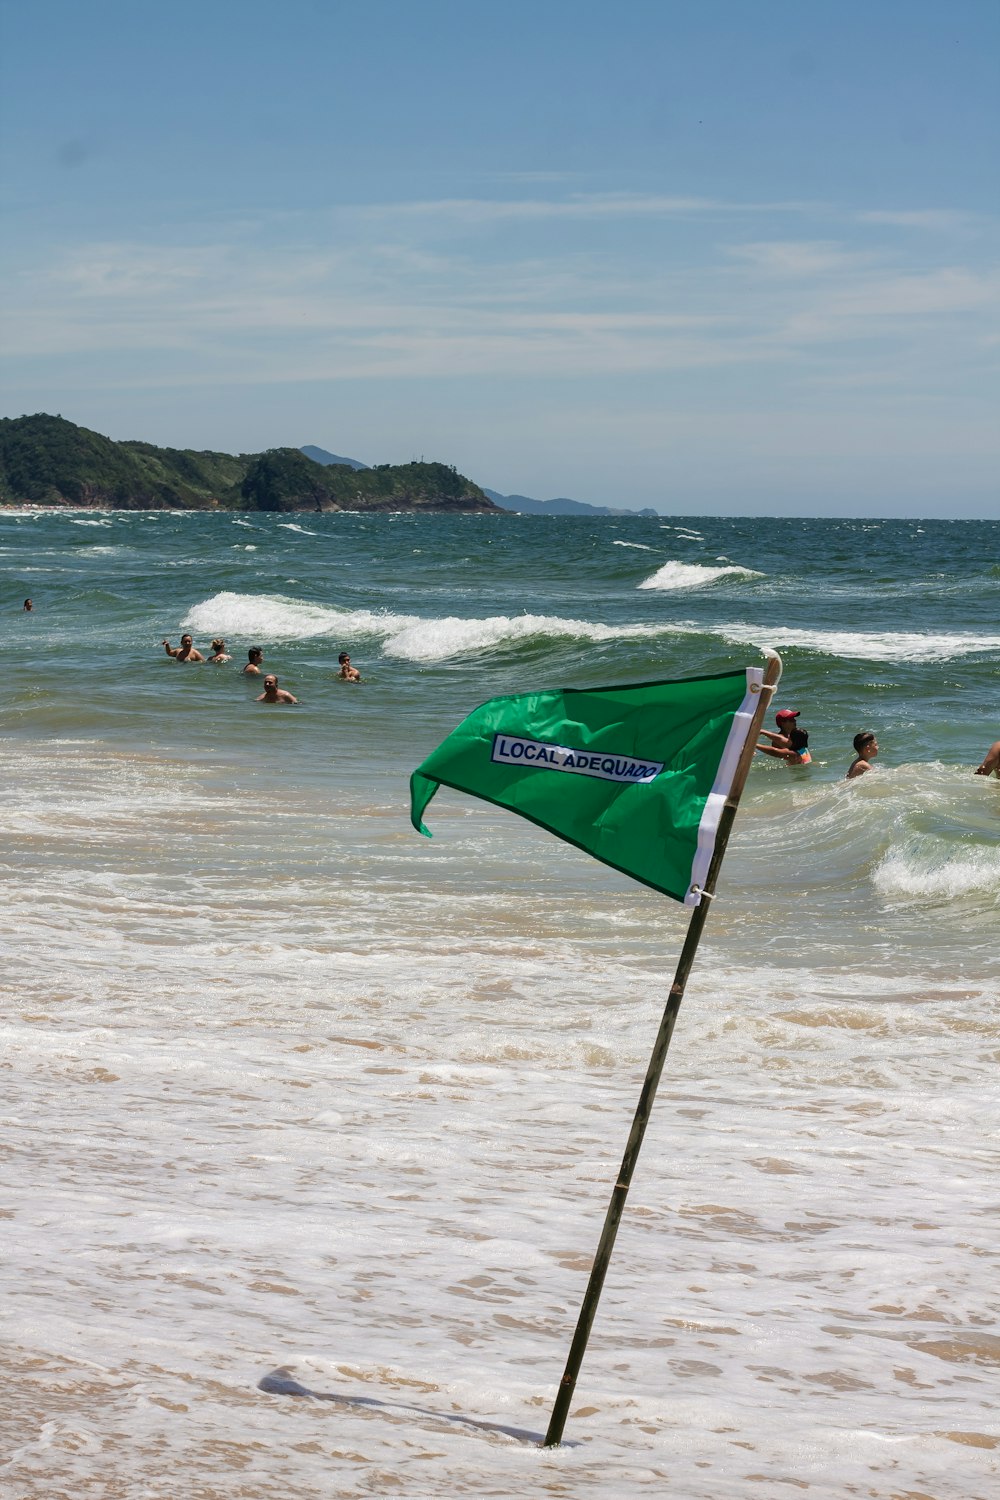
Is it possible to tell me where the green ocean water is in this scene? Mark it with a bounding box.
[5,508,999,969]
[2,508,999,1498]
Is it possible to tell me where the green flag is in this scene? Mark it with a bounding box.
[411,665,764,906]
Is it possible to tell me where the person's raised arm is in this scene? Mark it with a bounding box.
[756,742,792,760]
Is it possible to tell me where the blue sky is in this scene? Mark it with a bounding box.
[1,0,997,515]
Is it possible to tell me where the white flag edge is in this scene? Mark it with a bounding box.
[685,665,766,907]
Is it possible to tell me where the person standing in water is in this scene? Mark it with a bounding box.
[759,707,802,752]
[207,638,231,663]
[257,674,297,704]
[757,726,811,765]
[847,731,878,779]
[162,634,205,662]
[338,651,361,682]
[23,599,33,612]
[242,647,264,675]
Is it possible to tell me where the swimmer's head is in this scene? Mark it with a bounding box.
[248,647,263,662]
[853,730,877,754]
[788,727,809,751]
[212,638,225,651]
[338,652,350,664]
[181,634,193,647]
[264,674,278,688]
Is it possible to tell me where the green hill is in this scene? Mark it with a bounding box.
[241,448,494,513]
[0,414,247,508]
[0,415,497,514]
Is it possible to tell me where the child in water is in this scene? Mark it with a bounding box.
[756,726,811,766]
[846,731,878,779]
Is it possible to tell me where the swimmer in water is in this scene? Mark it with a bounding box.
[758,707,802,752]
[847,730,878,779]
[338,651,361,682]
[162,634,205,662]
[756,726,811,765]
[257,674,297,704]
[207,638,231,663]
[242,647,264,675]
[23,598,33,612]
[975,740,1000,778]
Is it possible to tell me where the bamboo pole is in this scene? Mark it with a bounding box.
[542,651,781,1448]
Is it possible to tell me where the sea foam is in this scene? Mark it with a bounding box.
[638,560,763,590]
[874,846,1000,902]
[183,591,415,641]
[183,590,999,668]
[380,613,682,662]
[182,591,700,662]
[717,623,1000,662]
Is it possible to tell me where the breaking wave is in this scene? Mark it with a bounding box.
[638,560,763,590]
[717,623,1000,663]
[380,613,686,662]
[874,846,1000,902]
[182,592,411,641]
[183,592,998,667]
[181,591,702,662]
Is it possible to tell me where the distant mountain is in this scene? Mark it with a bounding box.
[0,415,656,519]
[299,444,368,471]
[300,453,658,516]
[0,415,497,514]
[483,487,657,518]
[243,449,496,514]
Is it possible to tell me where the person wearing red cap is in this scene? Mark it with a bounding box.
[759,708,801,753]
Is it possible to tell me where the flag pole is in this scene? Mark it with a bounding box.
[542,650,781,1448]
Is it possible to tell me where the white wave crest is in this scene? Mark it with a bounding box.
[181,591,703,661]
[875,848,1000,901]
[182,591,416,641]
[639,560,763,590]
[278,523,319,536]
[612,540,655,551]
[380,612,681,662]
[718,624,1000,663]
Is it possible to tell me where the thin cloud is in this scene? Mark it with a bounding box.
[781,267,1000,340]
[858,209,978,232]
[728,240,877,277]
[2,199,996,396]
[356,192,810,224]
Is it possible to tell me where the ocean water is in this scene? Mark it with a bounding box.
[2,508,999,1499]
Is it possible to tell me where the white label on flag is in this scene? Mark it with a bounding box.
[491,734,663,784]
